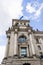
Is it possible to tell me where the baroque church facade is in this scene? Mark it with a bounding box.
[1,19,43,65]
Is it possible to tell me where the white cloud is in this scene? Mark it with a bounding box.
[1,0,23,19]
[35,3,43,17]
[0,0,23,64]
[26,2,43,20]
[0,45,6,64]
[0,0,23,35]
[26,3,36,13]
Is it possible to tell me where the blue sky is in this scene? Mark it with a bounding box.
[0,0,43,64]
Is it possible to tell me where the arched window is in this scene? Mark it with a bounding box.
[18,35,27,43]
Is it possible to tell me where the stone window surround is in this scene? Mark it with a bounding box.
[18,45,29,57]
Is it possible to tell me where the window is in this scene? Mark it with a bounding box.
[38,46,41,50]
[18,35,26,43]
[40,52,42,55]
[40,52,43,58]
[15,23,18,26]
[20,47,27,57]
[36,38,39,43]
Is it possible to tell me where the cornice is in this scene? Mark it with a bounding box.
[33,30,43,34]
[12,19,30,23]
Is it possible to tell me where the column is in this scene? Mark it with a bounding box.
[8,31,14,56]
[29,33,36,56]
[14,32,18,56]
[31,34,39,56]
[5,36,10,58]
[39,38,43,53]
[28,41,33,57]
[30,33,39,57]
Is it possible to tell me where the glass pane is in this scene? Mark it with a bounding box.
[18,36,26,43]
[20,47,27,57]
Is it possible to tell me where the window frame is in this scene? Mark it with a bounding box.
[20,47,27,57]
[18,35,27,43]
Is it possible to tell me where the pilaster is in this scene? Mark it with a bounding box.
[14,30,18,56]
[39,38,43,53]
[31,34,40,57]
[29,33,36,56]
[8,31,14,56]
[5,36,10,58]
